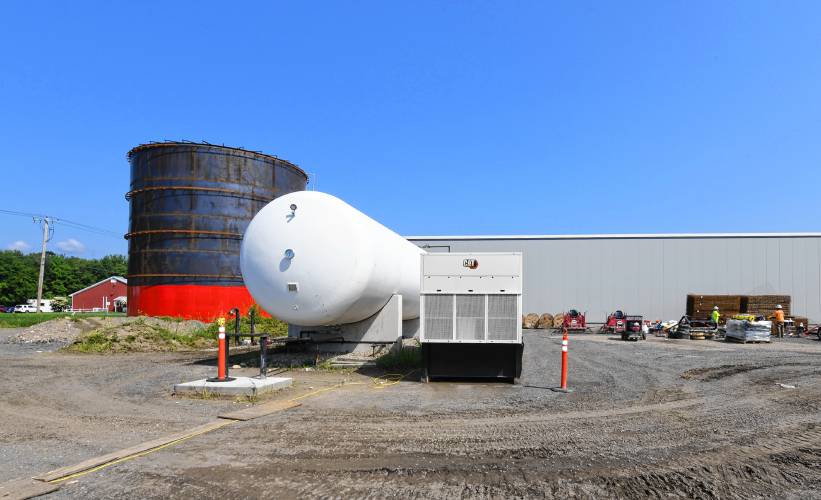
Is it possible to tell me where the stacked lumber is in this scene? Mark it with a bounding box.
[742,295,791,317]
[686,295,743,318]
[536,313,554,329]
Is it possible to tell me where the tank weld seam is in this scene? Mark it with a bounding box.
[130,176,278,189]
[123,229,243,240]
[125,186,272,202]
[131,212,255,221]
[127,273,243,279]
[128,248,240,255]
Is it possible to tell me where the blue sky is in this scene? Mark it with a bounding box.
[1,1,820,258]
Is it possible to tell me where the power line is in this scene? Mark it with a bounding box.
[0,208,44,218]
[0,209,122,238]
[54,219,121,238]
[1,210,123,311]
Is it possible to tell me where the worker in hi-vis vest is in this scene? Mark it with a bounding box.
[710,306,720,327]
[772,305,786,338]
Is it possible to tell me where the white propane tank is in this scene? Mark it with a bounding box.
[240,191,426,326]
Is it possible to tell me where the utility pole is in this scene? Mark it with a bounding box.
[34,217,52,313]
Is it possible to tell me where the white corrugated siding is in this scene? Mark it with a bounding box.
[409,236,821,323]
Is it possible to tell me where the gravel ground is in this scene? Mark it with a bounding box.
[3,318,87,344]
[2,331,821,498]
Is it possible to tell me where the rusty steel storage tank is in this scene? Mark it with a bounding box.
[126,142,308,320]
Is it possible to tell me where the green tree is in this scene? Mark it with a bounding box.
[0,251,38,306]
[0,250,128,307]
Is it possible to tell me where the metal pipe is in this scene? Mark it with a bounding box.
[260,335,269,377]
[230,307,240,347]
[249,308,256,346]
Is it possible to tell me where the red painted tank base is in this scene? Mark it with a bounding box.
[127,285,266,322]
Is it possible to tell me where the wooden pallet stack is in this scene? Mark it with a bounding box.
[686,295,743,319]
[741,295,791,317]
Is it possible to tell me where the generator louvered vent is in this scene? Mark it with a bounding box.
[424,294,453,340]
[488,295,518,341]
[455,295,485,340]
[424,294,518,342]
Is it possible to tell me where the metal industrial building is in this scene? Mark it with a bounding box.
[408,233,821,323]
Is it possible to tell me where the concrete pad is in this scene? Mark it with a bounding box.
[173,376,292,397]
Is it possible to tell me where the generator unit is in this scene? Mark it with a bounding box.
[419,252,523,383]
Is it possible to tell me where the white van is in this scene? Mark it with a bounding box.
[23,299,53,312]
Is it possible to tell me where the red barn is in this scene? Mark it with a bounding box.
[70,276,128,312]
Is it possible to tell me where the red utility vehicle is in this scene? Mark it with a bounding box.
[621,315,645,341]
[604,310,646,340]
[603,310,627,335]
[563,309,588,332]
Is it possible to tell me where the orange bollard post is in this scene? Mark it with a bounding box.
[554,327,572,392]
[207,317,234,383]
[217,317,227,381]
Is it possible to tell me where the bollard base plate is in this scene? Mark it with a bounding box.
[205,377,236,383]
[174,376,292,397]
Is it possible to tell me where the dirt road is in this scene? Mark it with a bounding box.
[2,332,820,498]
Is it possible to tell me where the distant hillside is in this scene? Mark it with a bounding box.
[0,251,127,306]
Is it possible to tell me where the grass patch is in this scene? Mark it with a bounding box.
[199,313,288,338]
[0,312,125,329]
[70,331,113,353]
[235,393,259,404]
[64,318,215,353]
[62,310,288,353]
[315,358,356,372]
[376,344,423,372]
[153,315,186,323]
[185,388,218,400]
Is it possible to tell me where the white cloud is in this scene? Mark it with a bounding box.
[56,238,87,254]
[7,240,31,252]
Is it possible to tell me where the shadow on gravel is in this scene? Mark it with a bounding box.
[183,346,427,383]
[187,345,304,368]
[682,362,817,381]
[187,350,259,367]
[422,376,514,385]
[520,384,562,390]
